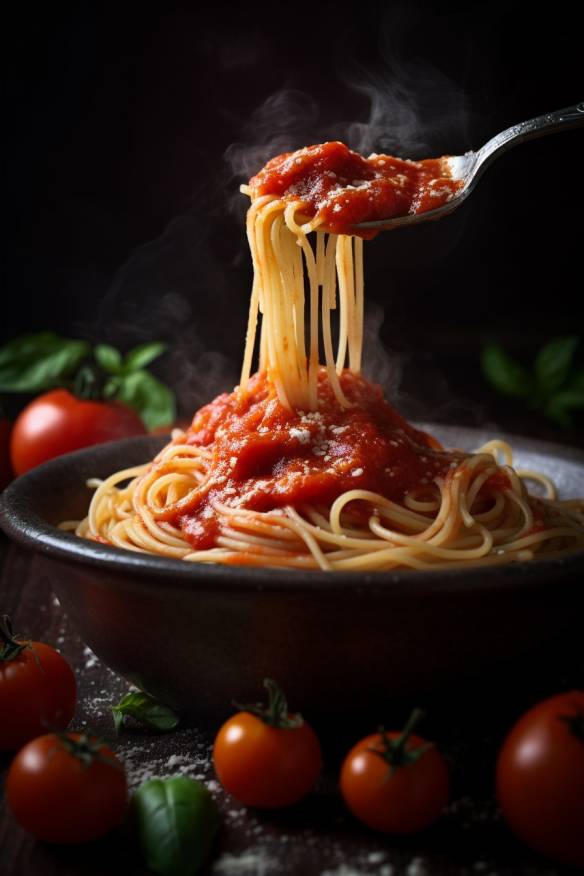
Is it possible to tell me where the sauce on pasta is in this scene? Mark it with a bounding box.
[178,370,459,551]
[249,141,462,237]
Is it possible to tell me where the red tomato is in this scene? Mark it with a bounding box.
[6,733,127,843]
[0,416,13,489]
[340,719,450,834]
[214,711,322,808]
[10,388,146,475]
[213,680,322,808]
[496,690,584,867]
[0,624,77,750]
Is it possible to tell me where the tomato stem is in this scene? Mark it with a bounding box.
[370,708,433,776]
[72,363,105,401]
[0,614,28,662]
[233,678,304,729]
[56,732,124,771]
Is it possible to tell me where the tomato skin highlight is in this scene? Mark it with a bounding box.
[10,388,146,475]
[6,733,127,843]
[0,641,76,750]
[213,711,322,808]
[340,731,450,834]
[496,691,584,868]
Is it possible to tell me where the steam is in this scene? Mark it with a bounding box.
[345,63,470,158]
[90,214,239,416]
[224,91,316,178]
[344,2,472,158]
[361,303,405,400]
[224,37,471,184]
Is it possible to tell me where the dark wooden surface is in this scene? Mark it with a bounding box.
[1,535,582,876]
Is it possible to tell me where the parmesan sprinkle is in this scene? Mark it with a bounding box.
[289,427,311,444]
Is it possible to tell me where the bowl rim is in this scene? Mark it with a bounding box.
[1,429,583,595]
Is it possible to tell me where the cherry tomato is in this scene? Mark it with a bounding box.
[340,711,450,834]
[6,733,127,843]
[0,617,77,750]
[496,690,584,867]
[213,679,322,808]
[0,416,13,489]
[10,388,146,475]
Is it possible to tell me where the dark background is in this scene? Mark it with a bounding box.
[4,1,583,440]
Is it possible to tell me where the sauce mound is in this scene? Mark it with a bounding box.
[249,141,462,238]
[169,371,463,550]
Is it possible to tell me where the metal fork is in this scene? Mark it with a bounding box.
[355,102,584,232]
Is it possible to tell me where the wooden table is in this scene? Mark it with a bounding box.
[1,535,582,876]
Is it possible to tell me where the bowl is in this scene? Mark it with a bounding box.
[1,427,583,717]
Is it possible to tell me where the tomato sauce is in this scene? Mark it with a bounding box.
[484,470,511,492]
[249,141,462,238]
[174,371,462,549]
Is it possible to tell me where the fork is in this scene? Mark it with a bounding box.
[355,102,584,232]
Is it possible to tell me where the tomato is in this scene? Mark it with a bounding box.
[6,733,127,843]
[10,388,146,475]
[213,679,322,808]
[340,710,450,834]
[496,690,584,867]
[0,617,77,750]
[0,416,13,489]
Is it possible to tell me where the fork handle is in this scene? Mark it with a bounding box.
[478,101,584,165]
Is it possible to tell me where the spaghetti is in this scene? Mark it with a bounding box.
[71,142,584,570]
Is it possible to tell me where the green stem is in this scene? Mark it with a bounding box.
[233,678,303,729]
[56,732,123,771]
[0,614,27,662]
[72,363,104,401]
[370,708,432,775]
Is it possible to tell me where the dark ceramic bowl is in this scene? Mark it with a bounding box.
[1,427,583,716]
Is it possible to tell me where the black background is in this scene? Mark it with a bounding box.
[4,1,583,437]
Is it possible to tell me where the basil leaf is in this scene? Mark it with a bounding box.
[0,332,91,392]
[544,387,584,428]
[95,344,123,374]
[124,342,168,373]
[481,343,534,399]
[132,777,220,876]
[535,336,579,394]
[567,366,584,392]
[112,691,179,735]
[115,370,176,430]
[103,376,122,398]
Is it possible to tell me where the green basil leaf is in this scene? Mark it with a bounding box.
[0,332,91,392]
[481,343,534,399]
[124,342,168,373]
[534,336,580,394]
[0,331,58,366]
[95,344,123,374]
[544,401,572,428]
[103,376,121,398]
[114,370,176,430]
[544,387,584,428]
[567,366,584,392]
[132,777,220,876]
[113,707,125,736]
[112,691,179,735]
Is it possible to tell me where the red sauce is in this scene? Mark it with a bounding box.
[484,470,511,492]
[167,371,461,549]
[249,141,462,238]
